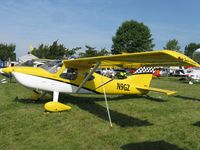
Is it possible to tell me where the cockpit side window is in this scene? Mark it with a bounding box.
[60,68,78,80]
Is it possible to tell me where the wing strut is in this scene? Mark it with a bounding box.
[76,62,101,93]
[101,76,112,127]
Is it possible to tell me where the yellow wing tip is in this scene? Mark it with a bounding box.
[161,50,200,67]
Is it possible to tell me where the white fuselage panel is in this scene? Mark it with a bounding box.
[13,72,93,94]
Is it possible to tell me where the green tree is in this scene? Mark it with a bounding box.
[111,20,154,54]
[48,40,66,59]
[0,43,16,62]
[31,41,80,59]
[163,39,181,52]
[184,43,200,58]
[79,45,97,57]
[79,46,110,57]
[31,44,49,58]
[98,48,110,56]
[65,47,81,58]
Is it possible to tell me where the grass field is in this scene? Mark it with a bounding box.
[1,75,200,150]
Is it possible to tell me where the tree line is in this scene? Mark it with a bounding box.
[0,20,200,62]
[0,43,16,62]
[31,42,110,59]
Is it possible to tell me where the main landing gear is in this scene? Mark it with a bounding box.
[32,90,71,112]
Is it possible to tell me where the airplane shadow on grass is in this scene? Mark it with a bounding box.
[14,94,167,127]
[192,121,200,127]
[173,95,200,101]
[63,95,152,127]
[121,140,184,150]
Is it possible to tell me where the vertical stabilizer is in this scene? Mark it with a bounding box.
[128,74,153,88]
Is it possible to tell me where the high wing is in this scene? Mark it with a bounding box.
[63,50,200,68]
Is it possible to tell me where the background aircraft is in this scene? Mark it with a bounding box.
[185,67,200,84]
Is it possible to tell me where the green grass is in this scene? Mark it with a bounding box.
[1,75,200,150]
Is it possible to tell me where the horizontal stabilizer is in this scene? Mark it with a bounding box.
[136,86,176,95]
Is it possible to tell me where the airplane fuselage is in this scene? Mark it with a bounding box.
[12,66,152,95]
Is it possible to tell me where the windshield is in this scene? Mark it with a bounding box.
[40,60,62,73]
[20,60,35,66]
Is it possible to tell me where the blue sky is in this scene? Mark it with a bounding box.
[0,0,200,57]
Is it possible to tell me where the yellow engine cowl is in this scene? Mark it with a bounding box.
[44,102,71,112]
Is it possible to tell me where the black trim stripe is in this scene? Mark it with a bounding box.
[95,79,114,90]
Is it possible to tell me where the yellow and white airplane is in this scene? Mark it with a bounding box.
[2,50,200,115]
